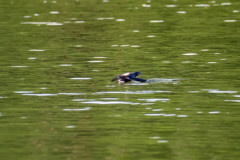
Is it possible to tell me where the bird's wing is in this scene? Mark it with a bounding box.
[111,76,121,82]
[131,77,147,82]
[131,72,141,77]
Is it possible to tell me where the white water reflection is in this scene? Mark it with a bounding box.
[72,99,86,101]
[155,90,172,93]
[58,93,85,95]
[188,91,200,93]
[126,82,149,86]
[221,3,231,6]
[138,98,170,102]
[75,21,85,23]
[97,17,114,20]
[205,89,238,94]
[233,95,240,97]
[166,5,177,7]
[182,61,191,64]
[95,90,171,95]
[149,136,160,139]
[147,35,155,38]
[28,57,37,60]
[150,20,164,23]
[145,113,188,117]
[177,11,186,14]
[21,22,63,25]
[93,57,107,59]
[131,45,140,48]
[208,62,217,64]
[142,4,151,8]
[152,109,163,111]
[145,113,164,116]
[141,103,154,105]
[14,91,33,94]
[182,53,197,56]
[50,11,59,14]
[10,66,28,68]
[70,77,91,80]
[224,100,240,103]
[224,20,236,23]
[120,45,130,47]
[24,16,31,18]
[29,49,45,51]
[157,140,168,143]
[100,98,119,100]
[145,113,178,117]
[116,19,125,22]
[22,93,57,96]
[63,107,91,111]
[164,114,176,117]
[208,111,221,114]
[66,126,75,128]
[177,115,188,117]
[195,4,210,7]
[95,90,156,95]
[147,78,181,84]
[59,64,72,66]
[88,61,104,63]
[81,101,140,105]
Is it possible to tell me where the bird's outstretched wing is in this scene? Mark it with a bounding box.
[131,77,147,82]
[131,72,141,77]
[111,76,121,82]
[112,72,145,83]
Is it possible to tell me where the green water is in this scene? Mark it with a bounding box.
[0,0,240,159]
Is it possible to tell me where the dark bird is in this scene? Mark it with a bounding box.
[112,72,147,85]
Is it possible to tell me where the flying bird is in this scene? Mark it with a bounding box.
[112,72,147,85]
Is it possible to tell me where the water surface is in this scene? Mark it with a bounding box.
[0,0,240,160]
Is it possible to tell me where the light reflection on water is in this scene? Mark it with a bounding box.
[22,93,58,96]
[21,22,63,25]
[138,98,170,102]
[81,101,140,105]
[70,77,91,80]
[95,90,156,95]
[63,107,91,111]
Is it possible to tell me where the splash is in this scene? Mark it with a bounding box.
[146,78,182,84]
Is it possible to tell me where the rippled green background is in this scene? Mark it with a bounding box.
[0,0,240,160]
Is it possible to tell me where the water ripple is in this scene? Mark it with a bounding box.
[70,77,91,80]
[21,22,63,25]
[81,101,140,105]
[22,93,57,96]
[58,93,85,95]
[206,89,238,94]
[63,107,91,111]
[224,100,240,103]
[95,90,156,95]
[138,98,170,102]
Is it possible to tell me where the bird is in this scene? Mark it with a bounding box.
[112,71,147,85]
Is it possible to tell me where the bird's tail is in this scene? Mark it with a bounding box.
[132,77,147,82]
